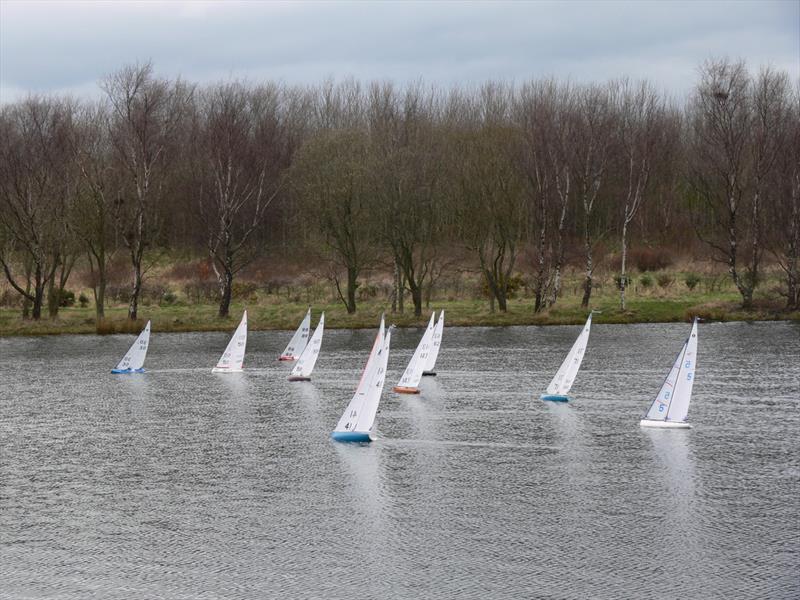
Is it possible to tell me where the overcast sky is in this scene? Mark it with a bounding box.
[1,0,798,103]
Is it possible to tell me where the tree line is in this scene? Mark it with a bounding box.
[1,58,797,321]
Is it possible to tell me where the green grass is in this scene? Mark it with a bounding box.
[1,286,797,337]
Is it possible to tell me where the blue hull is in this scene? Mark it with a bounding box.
[540,394,569,402]
[111,368,145,374]
[331,431,373,443]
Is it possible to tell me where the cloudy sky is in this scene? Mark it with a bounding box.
[1,0,798,103]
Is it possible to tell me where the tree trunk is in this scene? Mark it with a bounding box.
[581,223,593,308]
[391,259,399,313]
[22,261,32,319]
[218,268,233,318]
[620,219,629,311]
[409,282,423,317]
[31,268,45,320]
[47,274,59,318]
[128,261,142,321]
[346,266,357,314]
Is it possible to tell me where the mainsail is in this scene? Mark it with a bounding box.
[279,308,311,361]
[332,316,391,441]
[289,313,325,381]
[212,311,247,373]
[641,319,698,427]
[544,314,592,397]
[112,321,151,373]
[394,313,435,393]
[422,310,444,375]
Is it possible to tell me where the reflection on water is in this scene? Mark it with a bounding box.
[0,321,798,599]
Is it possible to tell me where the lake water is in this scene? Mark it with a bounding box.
[1,321,799,599]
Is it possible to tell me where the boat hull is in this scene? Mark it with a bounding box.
[288,376,311,382]
[639,419,692,429]
[421,371,437,377]
[393,386,420,394]
[278,356,297,362]
[540,394,570,402]
[331,431,374,443]
[211,368,243,373]
[111,368,145,374]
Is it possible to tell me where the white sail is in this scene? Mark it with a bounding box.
[643,319,698,424]
[212,311,247,373]
[334,316,389,435]
[289,313,325,379]
[423,310,444,373]
[280,308,311,360]
[113,320,150,372]
[395,313,435,391]
[546,314,592,396]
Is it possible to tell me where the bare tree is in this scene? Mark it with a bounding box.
[194,82,289,317]
[615,80,669,310]
[291,127,374,313]
[71,101,122,319]
[452,85,527,312]
[0,98,74,320]
[369,82,443,317]
[568,84,618,308]
[102,62,192,320]
[690,60,788,309]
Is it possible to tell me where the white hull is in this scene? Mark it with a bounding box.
[640,419,692,429]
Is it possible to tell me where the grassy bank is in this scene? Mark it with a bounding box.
[1,292,797,337]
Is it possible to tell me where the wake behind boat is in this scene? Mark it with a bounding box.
[111,320,151,374]
[540,314,592,402]
[212,311,247,373]
[393,312,435,394]
[279,308,311,361]
[332,316,392,443]
[288,313,325,382]
[640,318,699,429]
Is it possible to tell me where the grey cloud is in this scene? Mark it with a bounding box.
[1,0,797,103]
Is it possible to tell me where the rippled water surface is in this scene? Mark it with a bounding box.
[1,321,799,599]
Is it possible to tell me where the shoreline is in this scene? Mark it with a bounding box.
[2,298,797,337]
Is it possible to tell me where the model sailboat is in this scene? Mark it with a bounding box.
[111,320,151,374]
[640,318,699,429]
[288,313,325,382]
[393,313,435,394]
[422,310,444,376]
[331,316,392,443]
[212,311,247,373]
[279,308,311,361]
[540,314,592,402]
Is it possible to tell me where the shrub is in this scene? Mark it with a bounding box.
[632,247,674,272]
[78,292,90,308]
[684,273,701,291]
[58,289,76,307]
[639,274,654,289]
[160,290,177,306]
[0,289,20,307]
[184,281,218,303]
[656,273,674,288]
[614,274,630,291]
